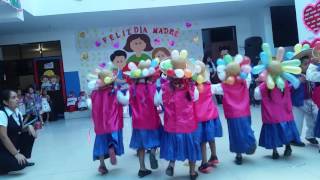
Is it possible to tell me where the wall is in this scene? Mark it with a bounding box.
[294,0,320,45]
[0,14,268,91]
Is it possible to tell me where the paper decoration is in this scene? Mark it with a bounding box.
[303,0,320,34]
[168,40,175,47]
[185,22,192,28]
[154,37,161,45]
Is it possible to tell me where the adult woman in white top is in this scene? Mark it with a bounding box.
[0,90,37,174]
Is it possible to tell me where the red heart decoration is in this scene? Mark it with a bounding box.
[302,38,320,48]
[303,0,320,34]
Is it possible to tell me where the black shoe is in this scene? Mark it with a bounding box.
[26,162,35,167]
[290,141,305,147]
[138,169,152,178]
[165,166,174,176]
[235,156,242,165]
[272,151,280,159]
[149,153,158,169]
[284,146,292,157]
[190,172,198,180]
[306,138,319,145]
[198,163,212,173]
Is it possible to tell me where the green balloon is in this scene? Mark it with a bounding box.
[302,44,310,50]
[224,55,233,64]
[275,76,285,91]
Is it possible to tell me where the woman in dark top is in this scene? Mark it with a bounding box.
[0,90,36,174]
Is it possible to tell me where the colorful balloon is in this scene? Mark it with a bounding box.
[171,50,180,60]
[149,67,156,75]
[224,55,233,64]
[217,71,226,81]
[196,75,204,84]
[259,70,268,81]
[302,43,310,50]
[167,69,175,76]
[241,65,252,74]
[285,52,295,60]
[282,66,302,74]
[282,72,300,89]
[266,74,275,89]
[252,64,266,75]
[184,69,192,78]
[294,44,302,55]
[239,72,248,79]
[260,52,270,65]
[174,69,185,78]
[276,47,285,61]
[275,76,285,91]
[180,50,188,59]
[142,69,149,77]
[262,43,272,60]
[241,56,251,66]
[234,54,243,64]
[216,58,225,66]
[128,62,137,70]
[281,59,301,67]
[104,77,112,84]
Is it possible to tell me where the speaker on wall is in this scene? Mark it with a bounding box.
[245,36,262,66]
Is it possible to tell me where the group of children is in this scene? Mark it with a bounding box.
[17,86,51,126]
[87,43,320,180]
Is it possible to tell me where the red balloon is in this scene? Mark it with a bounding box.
[167,69,175,76]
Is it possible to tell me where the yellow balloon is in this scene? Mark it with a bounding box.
[180,50,188,59]
[196,75,204,84]
[282,66,302,74]
[104,77,112,84]
[294,44,302,55]
[266,74,275,89]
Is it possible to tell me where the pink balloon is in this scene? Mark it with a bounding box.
[259,70,268,81]
[241,65,252,74]
[241,56,251,66]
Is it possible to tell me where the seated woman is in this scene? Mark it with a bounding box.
[0,90,37,174]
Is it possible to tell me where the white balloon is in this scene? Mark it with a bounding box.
[195,65,202,73]
[174,69,185,78]
[171,50,180,60]
[217,65,226,72]
[88,80,96,90]
[234,54,243,64]
[149,67,156,75]
[217,71,226,81]
[145,59,151,67]
[128,62,137,70]
[142,68,149,77]
[180,50,188,59]
[87,73,98,80]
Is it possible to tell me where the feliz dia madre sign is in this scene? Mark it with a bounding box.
[77,25,181,49]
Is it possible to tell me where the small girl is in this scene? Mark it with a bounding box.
[17,89,26,118]
[124,59,162,178]
[253,45,302,158]
[193,61,222,173]
[213,54,256,165]
[77,91,88,111]
[306,58,320,152]
[41,90,51,123]
[158,50,201,180]
[88,67,128,175]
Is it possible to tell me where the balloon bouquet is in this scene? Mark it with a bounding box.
[87,62,117,91]
[252,43,302,91]
[124,58,160,79]
[216,54,252,84]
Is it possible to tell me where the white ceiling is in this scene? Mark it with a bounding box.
[0,0,294,35]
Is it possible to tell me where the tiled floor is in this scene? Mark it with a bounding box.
[2,106,320,180]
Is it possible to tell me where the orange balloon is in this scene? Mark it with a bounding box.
[184,69,192,78]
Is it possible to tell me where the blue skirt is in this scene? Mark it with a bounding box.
[314,110,320,138]
[93,130,124,161]
[227,116,256,154]
[259,121,301,149]
[129,127,162,149]
[160,130,201,162]
[198,118,223,143]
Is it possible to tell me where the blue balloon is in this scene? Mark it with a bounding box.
[216,58,225,66]
[260,52,269,65]
[239,72,248,79]
[151,59,158,67]
[285,52,295,60]
[282,72,300,89]
[252,64,266,75]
